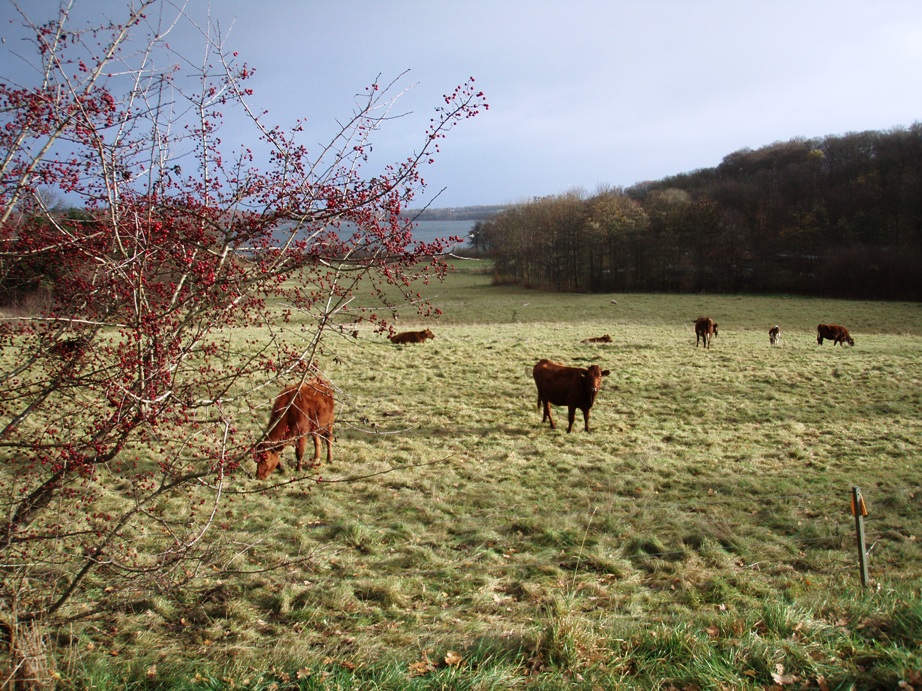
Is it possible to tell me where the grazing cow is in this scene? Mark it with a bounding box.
[769,325,781,346]
[532,359,610,433]
[581,334,613,344]
[389,328,435,344]
[817,323,854,347]
[694,317,719,349]
[256,378,335,479]
[50,335,90,358]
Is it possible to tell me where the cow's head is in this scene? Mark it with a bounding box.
[255,444,281,480]
[583,365,611,397]
[846,335,855,346]
[424,329,435,340]
[712,323,719,337]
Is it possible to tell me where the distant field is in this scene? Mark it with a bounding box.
[424,259,922,333]
[67,265,922,688]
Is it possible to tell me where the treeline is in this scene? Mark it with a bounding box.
[473,124,922,299]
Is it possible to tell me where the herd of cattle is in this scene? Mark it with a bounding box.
[254,321,857,477]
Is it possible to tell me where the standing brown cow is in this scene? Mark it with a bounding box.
[694,317,718,349]
[817,323,854,346]
[255,378,335,479]
[532,359,610,433]
[389,328,434,344]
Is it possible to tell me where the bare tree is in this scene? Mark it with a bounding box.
[0,0,486,681]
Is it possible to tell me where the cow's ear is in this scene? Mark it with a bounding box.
[601,370,610,377]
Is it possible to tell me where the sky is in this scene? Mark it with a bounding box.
[3,0,922,209]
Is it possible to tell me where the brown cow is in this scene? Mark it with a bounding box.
[769,325,781,346]
[255,378,335,479]
[532,359,610,433]
[694,317,718,349]
[581,334,613,344]
[50,335,90,358]
[389,328,434,344]
[817,323,854,346]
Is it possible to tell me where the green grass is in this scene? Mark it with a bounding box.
[32,264,922,687]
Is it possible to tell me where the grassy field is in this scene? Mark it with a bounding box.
[61,264,922,688]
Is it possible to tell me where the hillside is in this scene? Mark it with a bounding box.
[478,124,922,300]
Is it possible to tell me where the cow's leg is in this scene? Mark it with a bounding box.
[582,408,591,433]
[537,393,547,423]
[325,426,334,464]
[311,432,322,465]
[274,446,286,474]
[542,400,555,429]
[294,432,307,471]
[566,406,576,433]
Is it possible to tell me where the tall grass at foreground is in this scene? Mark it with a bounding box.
[45,265,922,688]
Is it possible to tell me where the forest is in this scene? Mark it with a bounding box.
[473,124,922,300]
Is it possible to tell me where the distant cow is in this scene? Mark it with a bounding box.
[581,334,613,344]
[50,335,90,358]
[769,325,781,346]
[256,379,335,480]
[389,328,434,344]
[532,359,610,433]
[694,317,718,349]
[817,323,854,347]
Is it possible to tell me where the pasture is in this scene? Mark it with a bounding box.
[43,265,922,687]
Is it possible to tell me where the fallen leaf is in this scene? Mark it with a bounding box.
[146,665,157,679]
[444,650,463,667]
[408,660,433,677]
[771,663,799,685]
[705,626,720,638]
